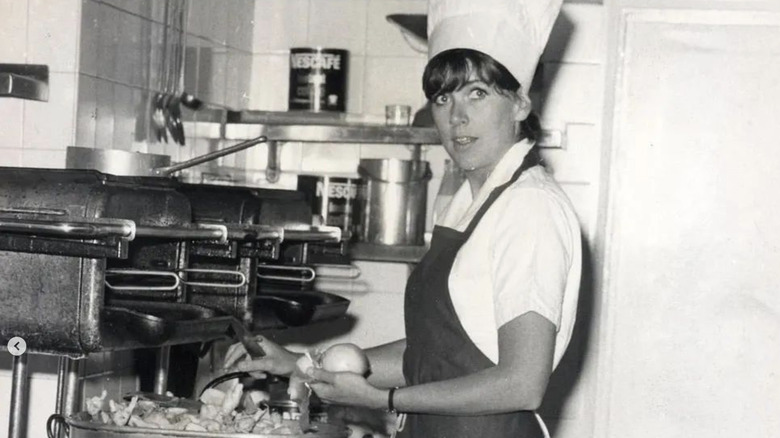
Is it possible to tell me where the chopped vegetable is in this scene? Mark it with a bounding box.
[85,390,107,419]
[199,388,226,406]
[221,382,244,415]
[108,396,137,426]
[83,385,313,434]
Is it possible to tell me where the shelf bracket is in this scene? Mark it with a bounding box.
[411,144,423,161]
[265,140,281,183]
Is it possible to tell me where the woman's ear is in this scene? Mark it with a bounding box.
[512,89,532,122]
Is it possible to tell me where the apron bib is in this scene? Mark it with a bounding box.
[400,157,543,438]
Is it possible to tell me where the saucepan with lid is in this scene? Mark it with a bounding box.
[65,136,267,178]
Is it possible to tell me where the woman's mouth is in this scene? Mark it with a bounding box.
[452,136,477,147]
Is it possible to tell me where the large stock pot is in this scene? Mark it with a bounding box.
[358,158,431,245]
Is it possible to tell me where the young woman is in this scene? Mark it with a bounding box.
[225,1,580,436]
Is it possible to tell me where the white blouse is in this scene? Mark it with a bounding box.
[437,139,582,369]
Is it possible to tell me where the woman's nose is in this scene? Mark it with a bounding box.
[449,101,468,126]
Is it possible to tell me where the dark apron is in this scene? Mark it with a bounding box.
[400,157,543,438]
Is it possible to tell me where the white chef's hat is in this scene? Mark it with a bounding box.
[427,0,562,93]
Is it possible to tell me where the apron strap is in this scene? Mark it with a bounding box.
[462,153,539,236]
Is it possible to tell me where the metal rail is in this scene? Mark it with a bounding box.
[54,358,81,438]
[0,218,135,239]
[284,225,342,242]
[0,218,338,245]
[8,354,28,438]
[153,346,171,395]
[134,224,227,242]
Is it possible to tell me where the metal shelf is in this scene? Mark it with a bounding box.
[225,110,441,145]
[218,110,441,183]
[247,123,440,145]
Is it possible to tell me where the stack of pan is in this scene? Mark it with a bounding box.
[177,184,351,331]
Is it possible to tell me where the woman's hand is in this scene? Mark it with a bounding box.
[307,368,387,411]
[222,335,300,377]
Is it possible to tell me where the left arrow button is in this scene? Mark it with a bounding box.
[6,337,27,356]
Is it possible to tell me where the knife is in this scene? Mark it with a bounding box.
[296,350,316,432]
[228,320,315,431]
[228,319,266,360]
[298,384,313,432]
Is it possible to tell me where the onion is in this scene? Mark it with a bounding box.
[320,343,369,375]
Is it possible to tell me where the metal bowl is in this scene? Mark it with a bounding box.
[50,413,349,438]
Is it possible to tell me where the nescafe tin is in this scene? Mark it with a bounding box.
[288,48,349,112]
[297,175,360,241]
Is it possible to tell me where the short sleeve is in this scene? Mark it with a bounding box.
[488,188,573,330]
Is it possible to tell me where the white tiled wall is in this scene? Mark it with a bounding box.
[0,1,256,434]
[249,0,428,115]
[244,0,605,240]
[0,0,29,64]
[0,0,255,168]
[0,0,81,166]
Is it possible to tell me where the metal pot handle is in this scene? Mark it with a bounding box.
[257,265,316,283]
[47,413,69,438]
[104,269,181,292]
[178,269,247,288]
[152,136,267,176]
[314,263,361,279]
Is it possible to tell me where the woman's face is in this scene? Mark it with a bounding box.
[430,74,529,177]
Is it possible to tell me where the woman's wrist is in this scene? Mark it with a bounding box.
[388,387,398,414]
[385,386,402,414]
[367,387,391,411]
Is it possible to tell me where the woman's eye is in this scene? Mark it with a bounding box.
[469,88,487,99]
[433,94,449,105]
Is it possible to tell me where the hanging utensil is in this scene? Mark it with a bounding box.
[165,0,187,146]
[164,93,181,145]
[150,1,171,144]
[152,93,168,143]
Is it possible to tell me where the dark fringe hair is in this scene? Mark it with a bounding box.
[422,48,542,142]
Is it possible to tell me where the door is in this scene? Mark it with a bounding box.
[597,7,780,438]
